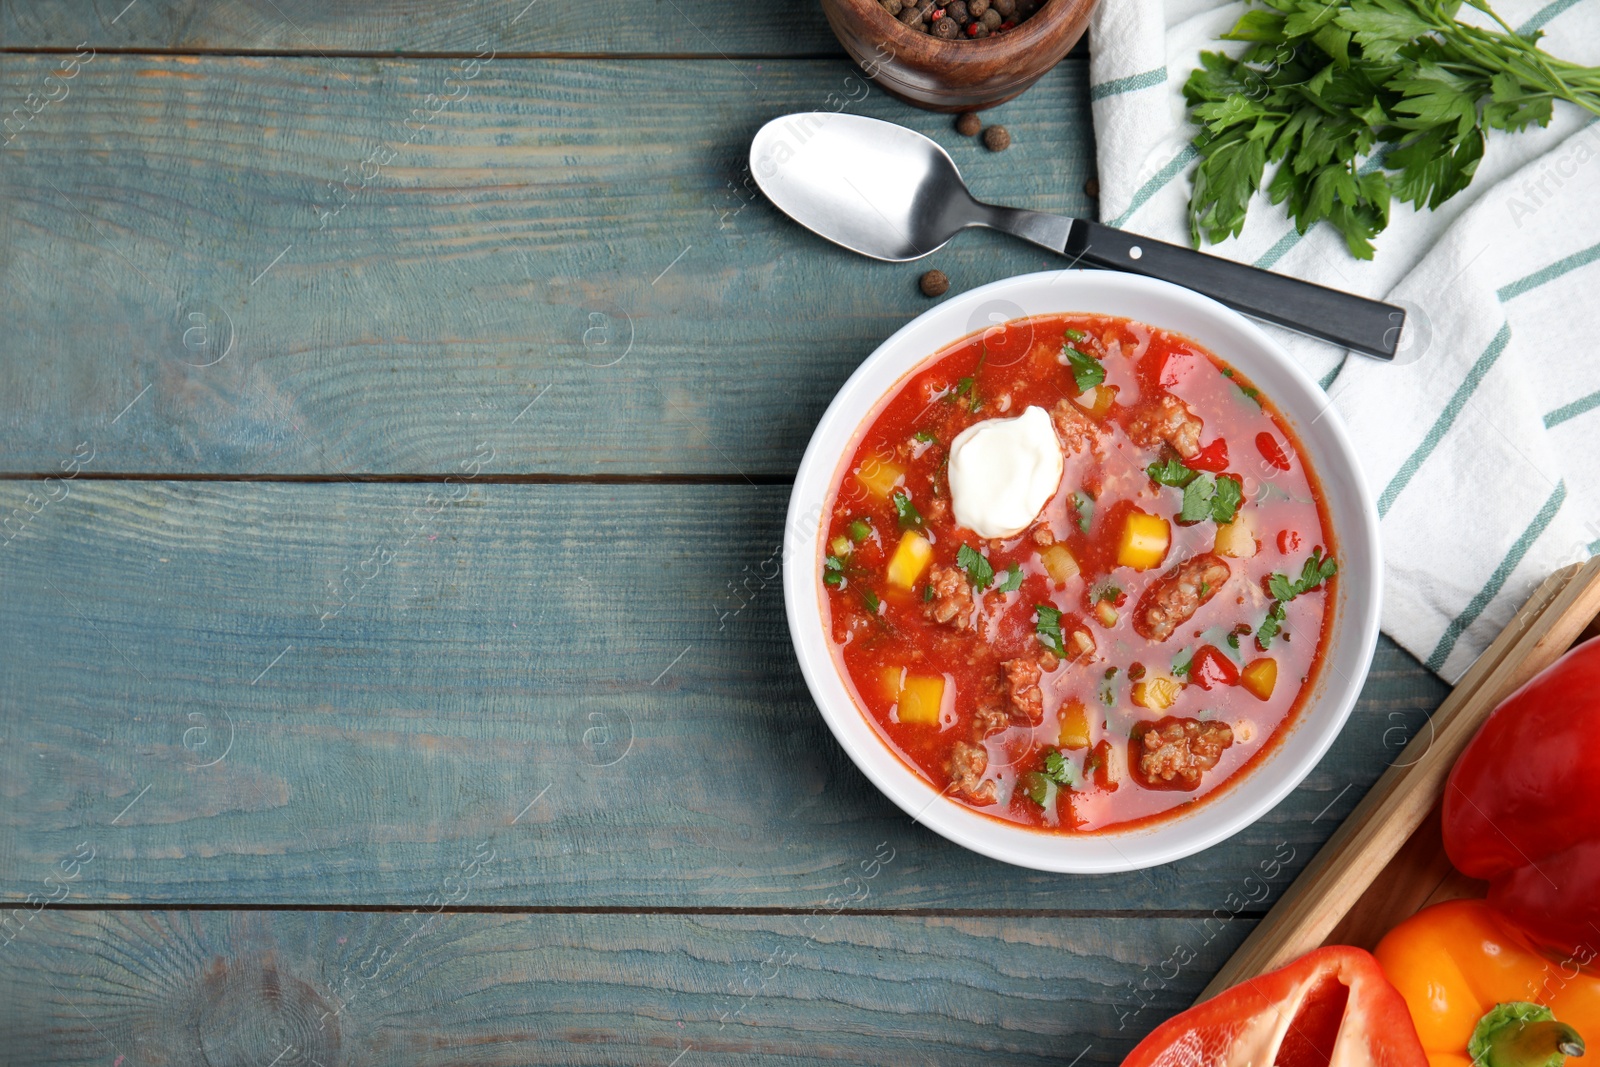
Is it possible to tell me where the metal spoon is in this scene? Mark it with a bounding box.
[749,112,1404,360]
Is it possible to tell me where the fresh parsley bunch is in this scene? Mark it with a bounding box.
[1184,0,1600,258]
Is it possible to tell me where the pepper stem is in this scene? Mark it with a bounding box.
[1470,1002,1586,1067]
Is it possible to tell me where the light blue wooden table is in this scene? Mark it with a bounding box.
[0,3,1450,1062]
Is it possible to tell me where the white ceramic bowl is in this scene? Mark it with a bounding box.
[783,270,1382,872]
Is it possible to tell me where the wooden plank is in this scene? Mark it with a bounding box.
[1,0,846,56]
[0,479,1450,908]
[0,910,1239,1066]
[1199,558,1600,998]
[0,53,1092,477]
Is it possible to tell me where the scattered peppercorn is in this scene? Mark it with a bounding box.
[955,112,981,137]
[1084,176,1099,199]
[919,269,950,297]
[982,125,1011,152]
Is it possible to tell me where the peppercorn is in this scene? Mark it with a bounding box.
[982,124,1010,151]
[919,269,950,297]
[955,111,981,136]
[947,0,969,21]
[969,0,990,15]
[881,0,903,14]
[933,14,959,37]
[992,0,1015,16]
[898,4,921,23]
[1084,177,1099,199]
[969,21,989,35]
[979,8,1002,28]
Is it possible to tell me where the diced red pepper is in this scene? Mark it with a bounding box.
[1277,529,1302,554]
[1257,431,1291,471]
[1190,644,1240,690]
[1186,437,1230,473]
[1122,947,1428,1067]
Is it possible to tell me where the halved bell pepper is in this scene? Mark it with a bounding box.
[1123,946,1428,1067]
[1375,899,1595,1067]
[1441,636,1600,958]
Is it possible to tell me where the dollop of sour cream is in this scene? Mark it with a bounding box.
[948,405,1064,539]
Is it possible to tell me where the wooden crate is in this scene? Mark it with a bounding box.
[1201,556,1600,1000]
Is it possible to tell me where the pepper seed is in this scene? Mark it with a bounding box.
[919,269,950,297]
[982,125,1011,151]
[955,112,981,137]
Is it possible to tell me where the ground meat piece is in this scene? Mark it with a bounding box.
[1127,394,1204,459]
[1133,553,1232,642]
[923,496,948,522]
[947,741,997,804]
[1049,398,1098,454]
[1033,525,1055,547]
[971,700,1008,739]
[923,565,973,629]
[1132,717,1234,790]
[1002,657,1045,724]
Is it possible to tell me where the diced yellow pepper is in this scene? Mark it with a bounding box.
[1058,698,1091,750]
[830,536,852,557]
[885,532,933,590]
[1073,383,1119,418]
[1040,543,1080,585]
[1214,517,1257,559]
[897,674,945,725]
[1131,674,1182,712]
[1241,658,1278,701]
[1117,511,1171,571]
[854,459,905,499]
[1093,601,1119,628]
[880,666,906,703]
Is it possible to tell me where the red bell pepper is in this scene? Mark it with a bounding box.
[1442,635,1600,959]
[1122,946,1428,1067]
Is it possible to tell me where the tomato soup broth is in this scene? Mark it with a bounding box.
[820,314,1337,833]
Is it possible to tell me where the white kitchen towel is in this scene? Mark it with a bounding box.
[1087,0,1600,681]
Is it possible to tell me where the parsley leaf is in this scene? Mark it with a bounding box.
[1062,345,1106,393]
[923,583,935,603]
[1178,472,1244,524]
[913,430,936,443]
[1064,328,1088,343]
[1071,491,1095,533]
[1042,747,1075,787]
[1034,604,1066,657]
[998,563,1023,593]
[956,544,995,590]
[1257,548,1338,648]
[1148,456,1198,487]
[891,491,923,531]
[863,589,881,615]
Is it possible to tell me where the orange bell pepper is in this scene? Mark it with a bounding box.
[1375,900,1597,1067]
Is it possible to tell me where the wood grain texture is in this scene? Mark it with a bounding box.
[0,479,1449,908]
[0,52,1091,477]
[0,909,1244,1066]
[1,0,846,57]
[1199,558,1600,998]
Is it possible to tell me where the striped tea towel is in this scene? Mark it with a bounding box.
[1086,0,1600,681]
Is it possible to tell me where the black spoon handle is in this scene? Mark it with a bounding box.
[1064,219,1404,360]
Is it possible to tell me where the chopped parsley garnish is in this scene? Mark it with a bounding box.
[1042,747,1075,787]
[1239,385,1261,407]
[1099,678,1117,707]
[824,572,843,587]
[891,491,923,531]
[956,544,995,590]
[1148,455,1199,488]
[946,376,981,413]
[1071,491,1095,533]
[913,429,936,443]
[1178,472,1243,525]
[1221,368,1234,378]
[998,563,1023,593]
[1257,549,1338,649]
[848,519,872,542]
[1062,344,1106,393]
[1171,648,1195,679]
[1064,328,1088,343]
[824,554,846,586]
[922,583,935,603]
[1034,604,1066,657]
[1089,579,1122,605]
[862,589,881,615]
